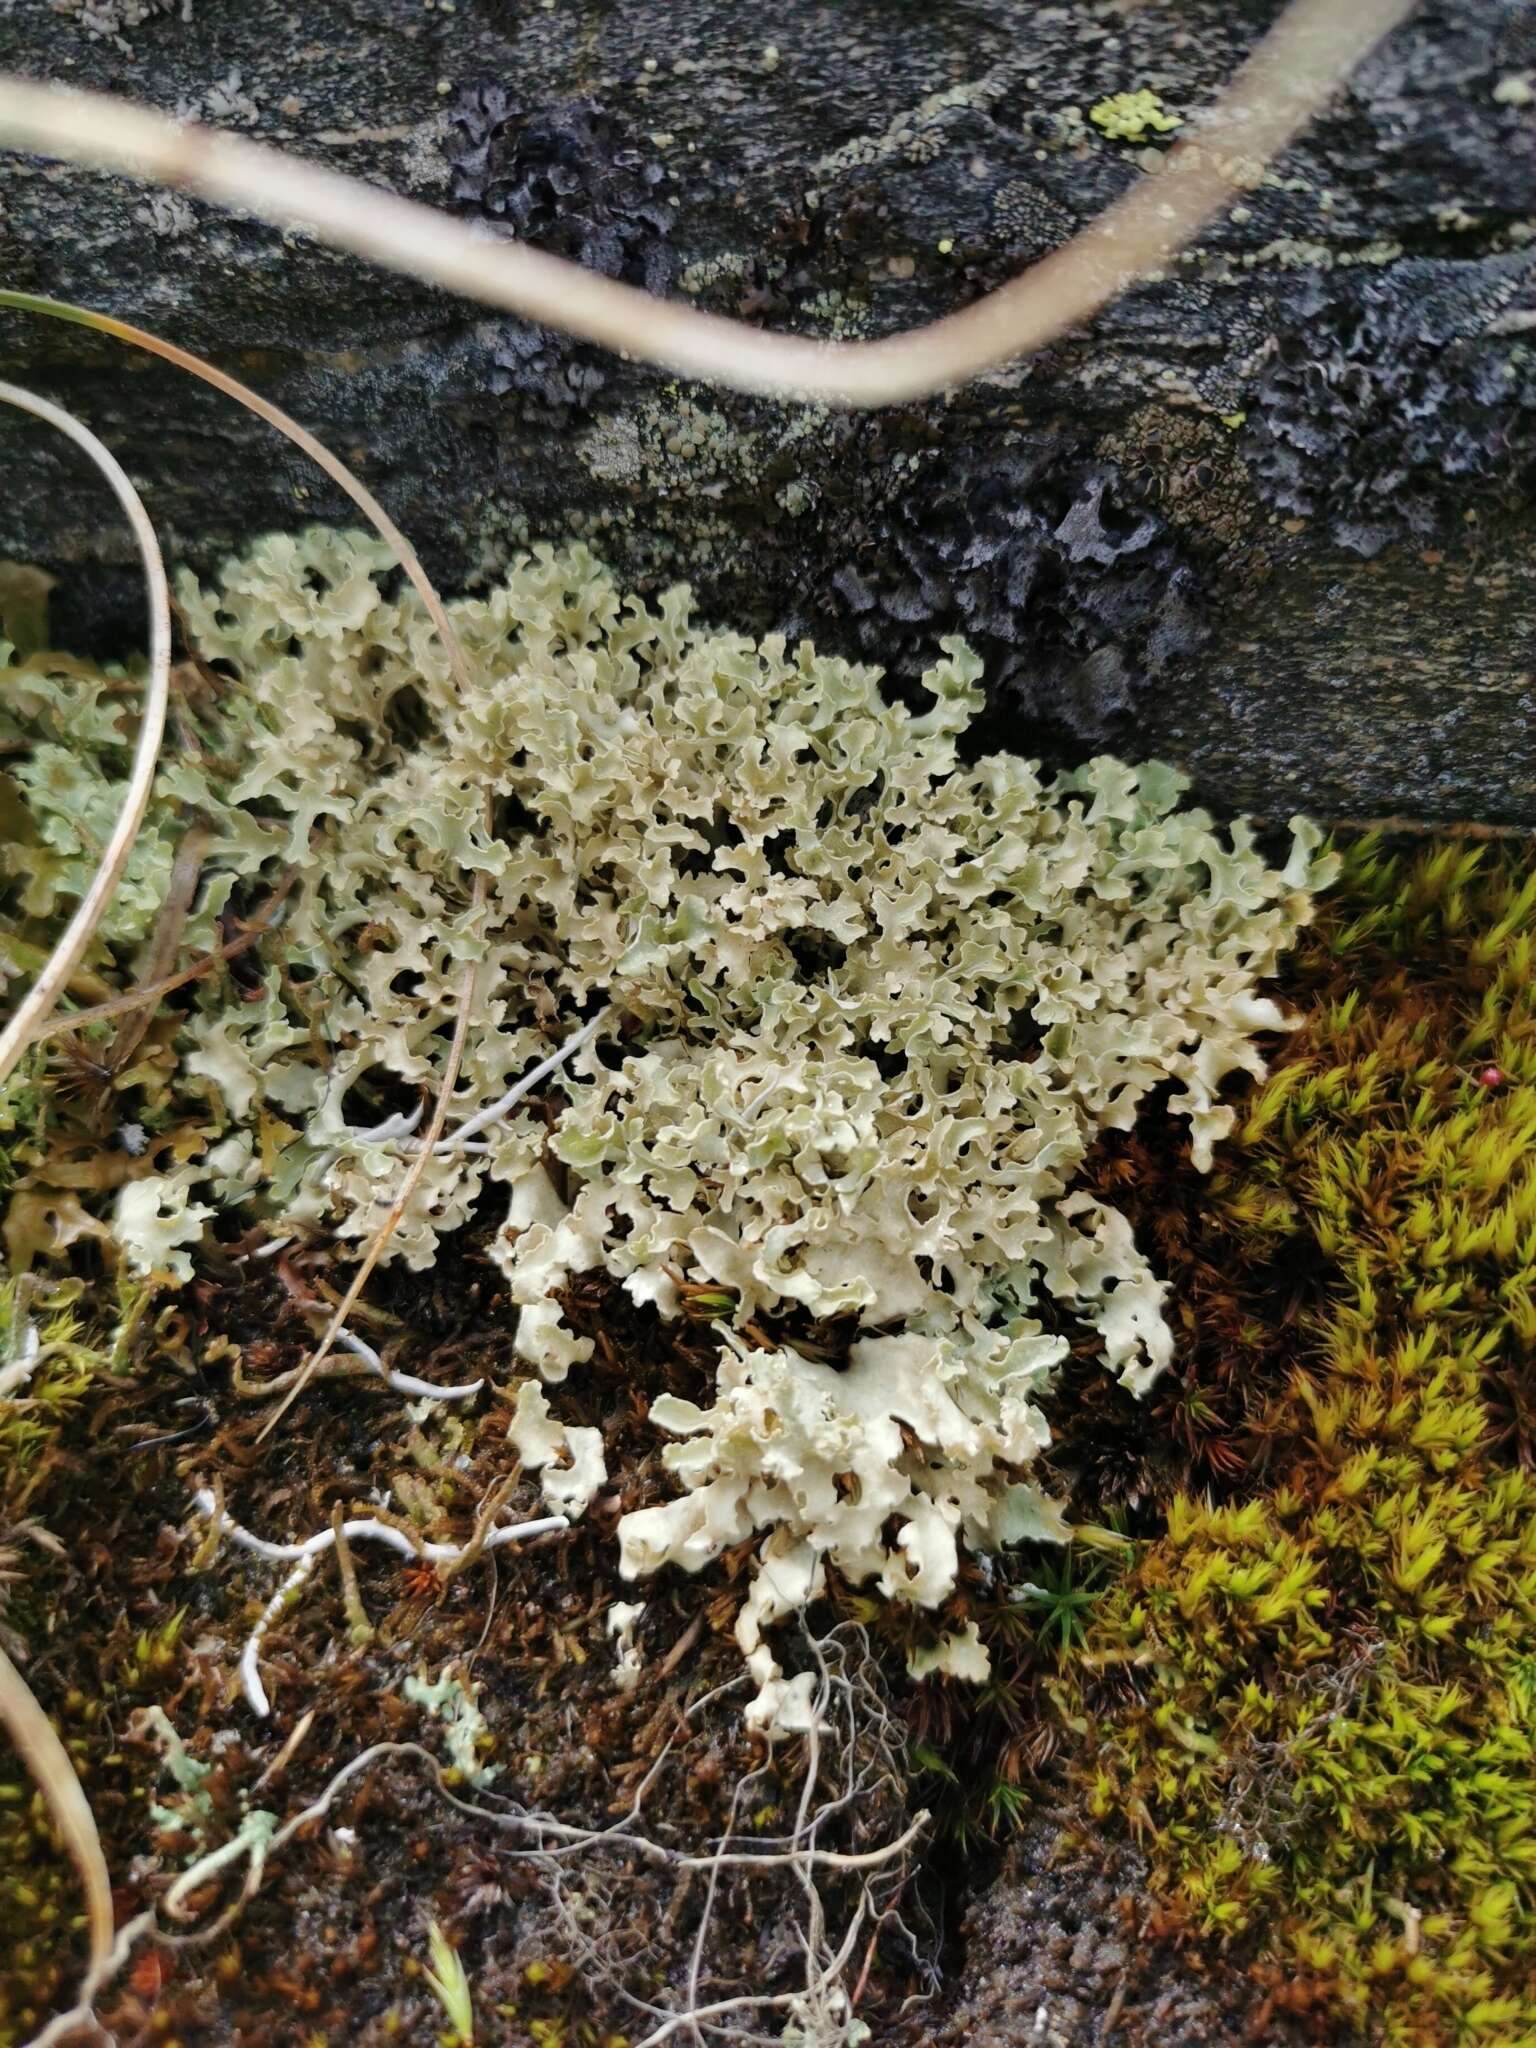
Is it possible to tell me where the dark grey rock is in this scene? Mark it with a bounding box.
[0,0,1533,822]
[904,1811,1315,2048]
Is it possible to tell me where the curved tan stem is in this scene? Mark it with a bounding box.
[0,0,1416,407]
[254,879,487,1443]
[0,1642,114,1975]
[0,296,492,1440]
[0,294,472,702]
[0,381,170,1085]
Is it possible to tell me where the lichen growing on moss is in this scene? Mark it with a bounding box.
[1060,837,1536,2045]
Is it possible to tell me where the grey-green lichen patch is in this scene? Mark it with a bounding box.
[403,1668,502,1787]
[677,251,754,298]
[810,76,1008,181]
[990,178,1078,257]
[578,391,763,495]
[52,0,185,47]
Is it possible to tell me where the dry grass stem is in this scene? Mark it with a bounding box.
[0,0,1415,406]
[0,1642,115,1975]
[0,380,170,1085]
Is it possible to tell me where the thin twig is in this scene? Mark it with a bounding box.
[0,0,1416,405]
[0,1643,114,1974]
[0,377,173,2005]
[0,383,171,1085]
[105,819,210,1073]
[24,869,300,1044]
[0,295,474,701]
[253,876,487,1440]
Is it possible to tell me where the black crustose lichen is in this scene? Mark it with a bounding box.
[448,89,678,418]
[1242,251,1536,557]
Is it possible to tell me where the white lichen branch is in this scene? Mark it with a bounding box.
[229,1323,484,1404]
[194,1488,566,1568]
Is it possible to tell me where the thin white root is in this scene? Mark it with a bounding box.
[418,1011,606,1154]
[0,0,1416,405]
[190,1488,568,1715]
[0,382,170,1086]
[238,1556,320,1718]
[193,1487,567,1567]
[333,1328,484,1405]
[533,1622,925,2048]
[163,1808,279,1921]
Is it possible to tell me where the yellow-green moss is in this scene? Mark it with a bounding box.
[1069,838,1536,2045]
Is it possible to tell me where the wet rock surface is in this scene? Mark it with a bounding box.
[1,0,1533,821]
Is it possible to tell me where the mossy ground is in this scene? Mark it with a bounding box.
[1067,839,1536,2046]
[6,832,1536,2046]
[904,835,1536,2046]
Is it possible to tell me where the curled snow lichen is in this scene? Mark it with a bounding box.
[4,529,1332,1716]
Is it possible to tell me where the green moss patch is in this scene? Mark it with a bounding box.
[1060,839,1536,2044]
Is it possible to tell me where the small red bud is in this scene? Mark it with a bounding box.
[1478,1065,1505,1090]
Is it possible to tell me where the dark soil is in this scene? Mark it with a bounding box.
[1,1224,933,2047]
[1,966,1358,2046]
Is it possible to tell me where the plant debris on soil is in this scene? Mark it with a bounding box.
[1,1228,935,2044]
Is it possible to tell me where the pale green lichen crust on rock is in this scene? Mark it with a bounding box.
[1,528,1332,1724]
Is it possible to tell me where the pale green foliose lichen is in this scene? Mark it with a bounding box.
[2,529,1333,1721]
